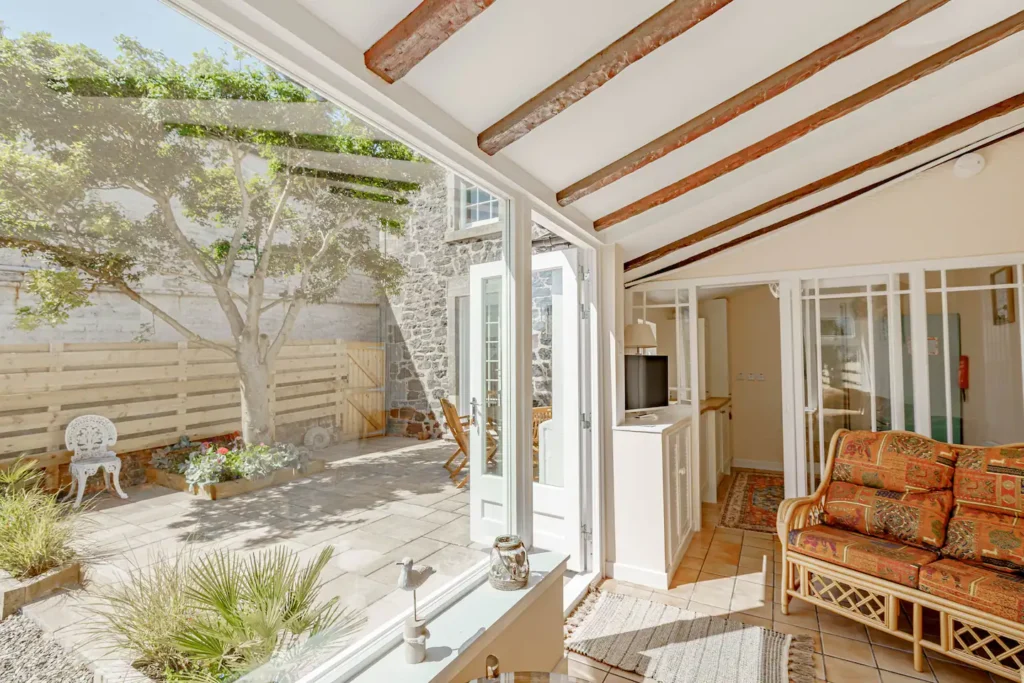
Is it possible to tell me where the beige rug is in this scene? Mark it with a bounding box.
[565,591,813,683]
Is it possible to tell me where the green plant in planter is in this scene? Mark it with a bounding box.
[178,442,307,489]
[0,457,43,495]
[93,546,360,682]
[0,487,80,579]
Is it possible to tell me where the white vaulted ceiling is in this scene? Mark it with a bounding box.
[255,0,1024,279]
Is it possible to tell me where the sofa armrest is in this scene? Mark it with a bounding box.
[776,428,847,542]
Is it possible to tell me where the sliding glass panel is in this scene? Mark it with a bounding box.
[0,4,517,677]
[926,266,1024,445]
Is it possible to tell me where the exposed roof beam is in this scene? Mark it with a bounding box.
[562,0,951,208]
[365,0,497,84]
[477,0,735,156]
[593,10,1024,230]
[625,91,1024,272]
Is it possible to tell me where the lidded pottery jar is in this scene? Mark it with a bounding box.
[488,535,529,590]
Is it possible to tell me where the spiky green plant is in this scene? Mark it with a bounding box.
[0,457,43,495]
[0,487,79,579]
[92,545,361,682]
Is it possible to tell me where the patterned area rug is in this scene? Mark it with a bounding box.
[565,591,813,683]
[719,470,785,534]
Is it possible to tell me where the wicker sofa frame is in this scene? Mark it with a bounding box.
[778,429,1024,681]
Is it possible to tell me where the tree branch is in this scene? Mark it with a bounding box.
[222,144,251,283]
[265,294,304,364]
[112,280,234,356]
[254,176,292,280]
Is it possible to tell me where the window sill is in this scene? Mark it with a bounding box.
[444,222,503,243]
[335,551,567,683]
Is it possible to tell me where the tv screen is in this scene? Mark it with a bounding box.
[625,355,669,411]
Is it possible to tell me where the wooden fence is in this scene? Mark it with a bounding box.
[0,339,385,470]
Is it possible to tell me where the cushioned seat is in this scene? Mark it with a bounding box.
[919,559,1024,625]
[788,524,938,588]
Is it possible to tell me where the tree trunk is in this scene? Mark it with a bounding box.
[237,342,273,444]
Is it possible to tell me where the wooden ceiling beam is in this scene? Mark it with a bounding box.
[477,0,735,156]
[591,9,1024,231]
[365,0,497,84]
[561,0,951,207]
[625,92,1024,274]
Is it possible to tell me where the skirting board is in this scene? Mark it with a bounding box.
[731,458,784,472]
[606,561,671,590]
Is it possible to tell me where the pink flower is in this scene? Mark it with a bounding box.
[259,443,266,447]
[217,447,230,455]
[201,442,210,449]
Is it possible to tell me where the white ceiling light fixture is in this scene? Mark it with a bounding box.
[952,151,986,179]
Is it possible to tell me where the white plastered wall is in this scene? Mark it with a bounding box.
[658,133,1024,282]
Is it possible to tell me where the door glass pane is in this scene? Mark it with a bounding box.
[532,265,560,486]
[927,266,1024,445]
[819,297,874,439]
[803,296,821,491]
[483,275,502,476]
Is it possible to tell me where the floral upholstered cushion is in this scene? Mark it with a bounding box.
[919,558,1024,625]
[788,524,938,588]
[823,482,953,550]
[832,431,957,493]
[952,445,1024,516]
[941,505,1024,573]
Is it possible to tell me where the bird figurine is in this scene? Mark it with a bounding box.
[395,556,435,622]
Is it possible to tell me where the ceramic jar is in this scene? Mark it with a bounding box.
[488,535,529,590]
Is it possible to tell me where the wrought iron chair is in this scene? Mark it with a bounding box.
[65,415,128,508]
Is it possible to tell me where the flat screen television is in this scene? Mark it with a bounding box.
[625,355,669,411]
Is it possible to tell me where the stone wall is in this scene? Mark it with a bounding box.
[384,173,564,437]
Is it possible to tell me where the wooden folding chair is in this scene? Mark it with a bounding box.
[440,398,471,488]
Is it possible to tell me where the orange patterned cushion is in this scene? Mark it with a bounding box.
[952,445,1024,516]
[919,559,1024,625]
[788,524,938,588]
[823,482,953,550]
[832,431,957,493]
[941,506,1024,573]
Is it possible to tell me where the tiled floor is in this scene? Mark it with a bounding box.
[552,473,1007,683]
[23,437,484,670]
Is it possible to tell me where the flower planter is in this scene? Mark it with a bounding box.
[0,562,81,619]
[145,459,326,500]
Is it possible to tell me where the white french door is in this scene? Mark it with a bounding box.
[468,252,585,569]
[530,249,584,571]
[468,261,506,543]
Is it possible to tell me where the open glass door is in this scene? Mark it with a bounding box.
[530,248,584,571]
[469,261,506,543]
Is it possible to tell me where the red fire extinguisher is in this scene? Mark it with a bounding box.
[958,356,969,403]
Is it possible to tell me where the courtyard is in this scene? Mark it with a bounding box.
[18,438,484,679]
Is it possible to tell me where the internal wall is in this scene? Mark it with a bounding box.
[726,285,784,469]
[659,133,1024,282]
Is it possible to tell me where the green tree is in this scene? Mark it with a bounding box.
[0,28,419,443]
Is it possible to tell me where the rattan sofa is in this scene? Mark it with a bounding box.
[778,429,1024,681]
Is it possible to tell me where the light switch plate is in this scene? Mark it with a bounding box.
[756,373,765,381]
[746,373,756,381]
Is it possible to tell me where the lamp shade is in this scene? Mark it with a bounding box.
[624,322,657,349]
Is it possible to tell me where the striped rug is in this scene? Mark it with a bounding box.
[565,591,813,683]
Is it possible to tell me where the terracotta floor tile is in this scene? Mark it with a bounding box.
[648,592,689,609]
[685,600,730,617]
[771,620,822,653]
[824,655,882,683]
[881,672,934,683]
[869,628,914,653]
[728,612,772,630]
[677,556,704,570]
[567,658,608,682]
[928,660,993,683]
[671,567,700,585]
[774,598,819,630]
[701,560,739,577]
[817,608,869,641]
[872,645,934,681]
[822,633,876,666]
[813,653,826,680]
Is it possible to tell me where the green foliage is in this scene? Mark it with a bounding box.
[153,440,307,488]
[0,457,44,495]
[92,545,359,682]
[14,269,93,330]
[0,486,80,579]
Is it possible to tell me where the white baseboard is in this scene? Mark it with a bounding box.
[731,458,785,472]
[606,561,670,590]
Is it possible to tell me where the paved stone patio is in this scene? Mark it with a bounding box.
[21,437,483,679]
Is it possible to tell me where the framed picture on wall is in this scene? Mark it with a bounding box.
[991,266,1016,325]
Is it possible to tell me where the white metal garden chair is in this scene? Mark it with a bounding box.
[65,415,128,508]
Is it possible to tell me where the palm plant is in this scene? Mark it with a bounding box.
[0,457,43,495]
[94,545,362,682]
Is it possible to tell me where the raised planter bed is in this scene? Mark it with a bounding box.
[145,459,326,500]
[0,562,81,619]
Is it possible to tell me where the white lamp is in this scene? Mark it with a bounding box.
[624,322,657,354]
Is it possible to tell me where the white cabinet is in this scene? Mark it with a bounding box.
[609,405,694,589]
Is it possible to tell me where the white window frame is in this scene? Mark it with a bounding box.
[629,251,1024,500]
[457,176,501,231]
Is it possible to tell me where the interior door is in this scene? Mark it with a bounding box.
[469,261,506,544]
[530,249,584,571]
